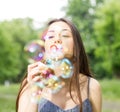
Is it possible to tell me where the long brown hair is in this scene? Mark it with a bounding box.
[16,18,92,112]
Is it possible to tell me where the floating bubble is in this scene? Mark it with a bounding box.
[44,74,64,94]
[24,40,45,63]
[30,83,42,103]
[59,58,73,79]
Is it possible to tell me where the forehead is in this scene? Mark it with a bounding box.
[48,21,71,32]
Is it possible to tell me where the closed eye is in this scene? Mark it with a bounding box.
[44,35,54,40]
[48,36,54,39]
[61,35,70,38]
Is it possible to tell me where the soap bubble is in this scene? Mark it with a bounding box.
[60,58,73,79]
[30,83,42,103]
[24,40,45,63]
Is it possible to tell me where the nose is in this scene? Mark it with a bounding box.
[54,39,62,44]
[54,34,62,44]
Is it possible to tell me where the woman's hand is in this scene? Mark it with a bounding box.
[27,61,48,84]
[18,62,48,112]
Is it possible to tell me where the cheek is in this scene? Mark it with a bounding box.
[64,40,74,53]
[44,41,50,52]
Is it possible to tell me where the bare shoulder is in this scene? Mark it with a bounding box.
[89,77,102,112]
[89,77,101,91]
[89,77,101,99]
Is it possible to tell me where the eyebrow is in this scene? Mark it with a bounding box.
[62,29,71,32]
[48,28,71,33]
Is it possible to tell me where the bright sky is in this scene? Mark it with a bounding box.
[0,0,68,23]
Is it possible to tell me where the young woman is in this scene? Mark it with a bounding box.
[16,18,102,112]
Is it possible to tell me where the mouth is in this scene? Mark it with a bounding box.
[50,44,63,52]
[50,45,57,52]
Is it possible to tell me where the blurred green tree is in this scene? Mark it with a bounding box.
[0,18,41,83]
[94,0,120,78]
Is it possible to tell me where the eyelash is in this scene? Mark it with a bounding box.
[44,36,54,40]
[61,35,70,37]
[48,36,54,39]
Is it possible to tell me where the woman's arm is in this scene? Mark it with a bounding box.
[90,78,102,112]
[18,84,38,112]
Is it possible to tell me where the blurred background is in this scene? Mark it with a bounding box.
[0,0,120,112]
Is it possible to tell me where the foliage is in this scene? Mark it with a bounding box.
[94,0,120,78]
[0,18,41,83]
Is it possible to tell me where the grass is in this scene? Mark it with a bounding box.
[0,79,120,112]
[100,79,120,101]
[0,84,19,112]
[100,79,120,112]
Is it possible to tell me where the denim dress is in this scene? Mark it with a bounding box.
[38,77,92,112]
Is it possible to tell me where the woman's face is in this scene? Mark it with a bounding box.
[44,21,74,60]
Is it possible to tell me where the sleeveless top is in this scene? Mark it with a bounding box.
[38,77,92,112]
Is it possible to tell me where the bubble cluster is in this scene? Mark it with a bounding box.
[30,72,65,103]
[24,39,74,103]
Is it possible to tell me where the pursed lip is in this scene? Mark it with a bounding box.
[50,45,58,51]
[50,44,63,50]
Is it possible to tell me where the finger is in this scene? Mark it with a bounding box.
[32,75,42,82]
[27,67,47,83]
[28,62,39,69]
[27,68,40,82]
[37,62,48,70]
[28,62,47,73]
